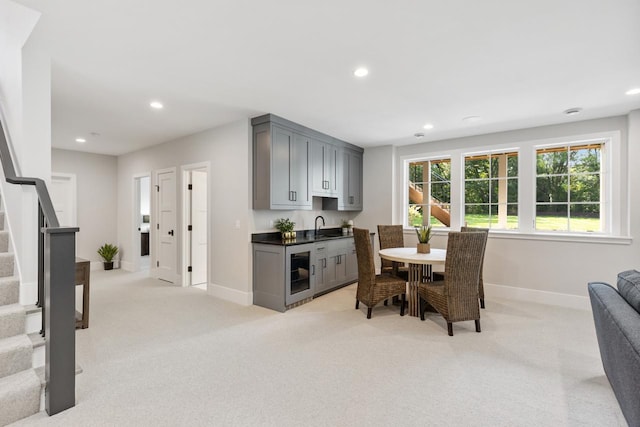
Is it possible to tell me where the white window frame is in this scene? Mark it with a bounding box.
[533,139,607,235]
[462,148,520,231]
[399,130,628,244]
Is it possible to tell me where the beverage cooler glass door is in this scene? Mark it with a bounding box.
[285,243,315,305]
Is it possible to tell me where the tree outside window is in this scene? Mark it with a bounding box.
[464,151,518,229]
[535,143,602,232]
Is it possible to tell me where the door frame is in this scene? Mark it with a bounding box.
[153,166,178,283]
[180,161,211,287]
[51,172,77,227]
[131,172,151,272]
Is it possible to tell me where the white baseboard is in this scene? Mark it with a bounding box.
[19,281,37,306]
[119,260,134,272]
[486,283,590,310]
[207,283,252,306]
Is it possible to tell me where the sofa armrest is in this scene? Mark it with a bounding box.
[588,282,640,426]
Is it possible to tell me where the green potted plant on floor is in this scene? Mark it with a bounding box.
[274,218,296,240]
[97,243,119,270]
[415,225,432,253]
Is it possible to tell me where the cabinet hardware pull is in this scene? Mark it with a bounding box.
[311,265,315,275]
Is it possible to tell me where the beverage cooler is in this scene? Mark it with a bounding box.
[285,243,315,305]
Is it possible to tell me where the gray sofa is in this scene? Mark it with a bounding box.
[588,270,640,427]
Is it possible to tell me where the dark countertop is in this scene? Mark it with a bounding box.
[252,228,373,246]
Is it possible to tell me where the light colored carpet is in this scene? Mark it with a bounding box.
[14,270,625,426]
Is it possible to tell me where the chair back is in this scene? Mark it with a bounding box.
[460,226,488,288]
[443,232,487,320]
[377,225,404,271]
[353,227,376,296]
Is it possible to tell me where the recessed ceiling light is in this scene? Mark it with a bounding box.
[75,137,86,143]
[463,116,482,123]
[150,101,164,109]
[626,88,640,95]
[353,67,369,78]
[564,108,582,116]
[423,123,434,130]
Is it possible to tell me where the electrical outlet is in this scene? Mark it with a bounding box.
[235,220,241,229]
[269,220,274,228]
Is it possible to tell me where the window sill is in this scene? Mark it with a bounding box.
[405,228,632,245]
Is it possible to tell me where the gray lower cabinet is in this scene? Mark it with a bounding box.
[313,237,357,296]
[253,237,358,312]
[253,243,315,312]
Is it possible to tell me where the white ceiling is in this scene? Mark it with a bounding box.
[14,0,640,156]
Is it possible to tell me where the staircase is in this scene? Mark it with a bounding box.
[0,205,44,426]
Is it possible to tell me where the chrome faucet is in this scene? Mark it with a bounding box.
[315,215,325,236]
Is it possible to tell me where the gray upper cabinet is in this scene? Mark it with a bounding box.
[253,121,311,210]
[252,114,363,211]
[338,148,363,211]
[311,139,338,197]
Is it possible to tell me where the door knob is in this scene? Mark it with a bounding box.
[168,230,174,236]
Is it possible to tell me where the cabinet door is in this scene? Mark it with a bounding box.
[291,133,311,208]
[271,125,294,208]
[314,244,328,294]
[326,144,338,196]
[347,151,362,208]
[345,238,358,282]
[285,244,315,305]
[339,149,363,211]
[311,140,324,195]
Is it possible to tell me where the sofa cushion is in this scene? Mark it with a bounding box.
[617,270,640,313]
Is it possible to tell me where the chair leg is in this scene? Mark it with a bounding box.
[367,307,372,319]
[447,322,453,336]
[384,299,388,306]
[355,300,359,309]
[475,319,481,332]
[480,298,485,309]
[400,294,405,316]
[419,297,425,321]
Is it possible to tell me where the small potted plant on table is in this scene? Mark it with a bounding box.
[274,218,296,240]
[415,225,432,253]
[97,243,119,270]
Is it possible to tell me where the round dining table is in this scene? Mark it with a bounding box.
[378,247,446,317]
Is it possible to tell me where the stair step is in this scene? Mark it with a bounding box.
[0,230,8,253]
[0,304,26,339]
[29,333,45,369]
[0,276,19,306]
[0,335,33,379]
[0,369,41,426]
[0,252,14,278]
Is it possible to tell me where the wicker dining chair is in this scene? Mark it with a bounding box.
[433,226,489,309]
[461,226,488,309]
[354,227,406,319]
[418,231,487,336]
[377,225,409,281]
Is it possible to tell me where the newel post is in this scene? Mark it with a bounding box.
[43,226,78,415]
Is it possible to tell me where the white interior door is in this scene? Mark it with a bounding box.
[190,170,207,285]
[156,169,176,282]
[51,173,77,227]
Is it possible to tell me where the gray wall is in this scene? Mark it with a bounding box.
[51,149,118,263]
[117,119,252,302]
[359,114,639,305]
